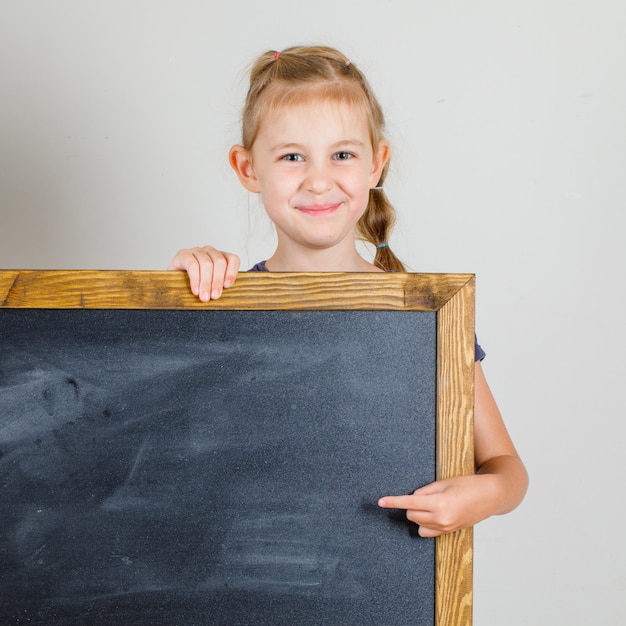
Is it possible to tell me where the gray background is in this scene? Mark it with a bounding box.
[1,1,624,623]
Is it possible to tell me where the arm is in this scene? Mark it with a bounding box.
[167,246,241,301]
[378,361,528,537]
[473,361,529,515]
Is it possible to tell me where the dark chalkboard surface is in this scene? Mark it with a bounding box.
[0,309,434,624]
[0,270,475,625]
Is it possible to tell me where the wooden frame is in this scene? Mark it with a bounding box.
[0,270,475,625]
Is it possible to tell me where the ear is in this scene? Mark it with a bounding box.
[229,145,261,193]
[369,139,390,188]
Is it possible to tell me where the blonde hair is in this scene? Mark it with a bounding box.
[239,45,405,272]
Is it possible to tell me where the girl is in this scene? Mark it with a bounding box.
[168,45,528,538]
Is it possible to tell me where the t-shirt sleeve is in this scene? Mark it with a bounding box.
[248,261,268,272]
[475,335,486,362]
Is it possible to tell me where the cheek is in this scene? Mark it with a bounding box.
[261,176,292,203]
[347,173,373,213]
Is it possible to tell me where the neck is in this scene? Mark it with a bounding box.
[265,245,381,273]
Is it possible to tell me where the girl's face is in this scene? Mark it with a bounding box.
[230,99,388,261]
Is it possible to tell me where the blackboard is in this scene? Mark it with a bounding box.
[0,271,475,625]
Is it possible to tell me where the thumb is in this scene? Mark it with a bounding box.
[411,480,447,496]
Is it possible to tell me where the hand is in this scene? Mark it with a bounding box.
[167,246,240,301]
[378,474,503,538]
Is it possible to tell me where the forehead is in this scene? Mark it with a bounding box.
[256,99,372,144]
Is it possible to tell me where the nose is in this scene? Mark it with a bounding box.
[303,161,333,194]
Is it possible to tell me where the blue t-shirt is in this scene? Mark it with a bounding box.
[248,261,485,362]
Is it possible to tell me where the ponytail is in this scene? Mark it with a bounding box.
[356,167,406,271]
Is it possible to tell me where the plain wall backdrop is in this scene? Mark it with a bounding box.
[1,1,625,623]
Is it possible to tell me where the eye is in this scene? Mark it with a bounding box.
[333,151,354,161]
[282,153,303,162]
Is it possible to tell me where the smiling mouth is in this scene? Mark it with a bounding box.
[295,203,342,216]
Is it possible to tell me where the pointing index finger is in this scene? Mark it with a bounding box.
[378,495,429,511]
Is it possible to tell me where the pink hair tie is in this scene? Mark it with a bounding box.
[274,51,281,61]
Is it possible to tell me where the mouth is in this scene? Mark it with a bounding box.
[295,202,342,216]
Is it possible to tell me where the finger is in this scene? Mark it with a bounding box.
[411,481,447,496]
[222,253,241,289]
[417,525,443,538]
[168,250,202,297]
[405,508,435,526]
[378,495,432,512]
[190,247,219,302]
[379,497,440,535]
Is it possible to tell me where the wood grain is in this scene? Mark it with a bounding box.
[1,270,473,311]
[436,275,475,626]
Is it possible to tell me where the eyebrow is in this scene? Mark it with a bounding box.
[269,140,367,152]
[333,139,367,149]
